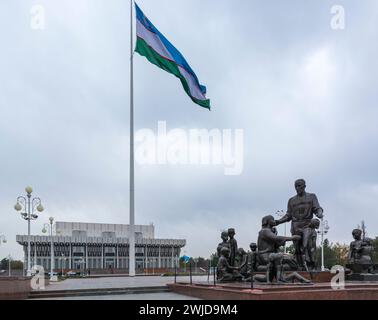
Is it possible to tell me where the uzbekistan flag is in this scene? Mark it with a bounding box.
[135,3,211,110]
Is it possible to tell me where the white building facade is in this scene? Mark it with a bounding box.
[16,222,186,273]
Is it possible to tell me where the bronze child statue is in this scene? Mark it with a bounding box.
[348,229,374,274]
[249,243,258,273]
[217,247,243,282]
[217,231,230,257]
[242,243,258,282]
[236,248,249,278]
[304,219,320,271]
[228,228,238,267]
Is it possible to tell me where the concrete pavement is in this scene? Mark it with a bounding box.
[34,292,200,300]
[43,276,210,292]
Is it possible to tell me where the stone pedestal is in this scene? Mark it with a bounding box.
[0,277,32,300]
[346,274,378,281]
[169,281,378,300]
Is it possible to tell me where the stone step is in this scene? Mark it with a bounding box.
[170,282,378,300]
[29,286,170,299]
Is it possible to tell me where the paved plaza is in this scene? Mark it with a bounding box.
[30,276,208,300]
[36,292,199,300]
[43,275,210,291]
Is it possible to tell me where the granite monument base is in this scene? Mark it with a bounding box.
[346,274,378,281]
[0,277,32,300]
[169,281,378,300]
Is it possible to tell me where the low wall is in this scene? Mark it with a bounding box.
[63,268,175,275]
[169,283,378,300]
[0,276,51,300]
[0,277,31,300]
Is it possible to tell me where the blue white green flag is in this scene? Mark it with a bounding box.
[135,3,210,110]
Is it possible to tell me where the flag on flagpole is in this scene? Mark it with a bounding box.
[135,3,211,110]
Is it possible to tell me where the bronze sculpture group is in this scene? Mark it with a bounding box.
[217,216,313,284]
[216,179,376,284]
[347,229,374,274]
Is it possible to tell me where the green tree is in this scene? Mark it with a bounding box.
[0,258,6,270]
[193,257,208,269]
[315,239,337,269]
[284,244,296,255]
[178,257,186,269]
[11,260,24,270]
[210,253,219,267]
[0,258,23,270]
[371,237,378,264]
[333,243,349,266]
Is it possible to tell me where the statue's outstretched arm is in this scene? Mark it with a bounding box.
[276,201,293,226]
[264,231,300,246]
[315,208,324,219]
[313,195,324,219]
[275,214,291,226]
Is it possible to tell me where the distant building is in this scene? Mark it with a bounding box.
[16,221,186,273]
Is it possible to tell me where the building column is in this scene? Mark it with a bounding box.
[126,245,129,271]
[69,243,72,269]
[116,244,119,269]
[145,245,148,272]
[158,246,161,269]
[171,246,175,269]
[23,246,27,276]
[86,242,88,270]
[101,244,104,269]
[34,245,37,267]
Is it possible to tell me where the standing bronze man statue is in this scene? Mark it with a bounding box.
[275,179,324,270]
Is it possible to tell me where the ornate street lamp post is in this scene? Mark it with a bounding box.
[7,255,12,277]
[318,220,330,271]
[42,217,57,281]
[14,186,44,276]
[0,237,9,276]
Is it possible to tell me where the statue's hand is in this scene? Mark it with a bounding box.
[316,209,324,219]
[291,235,302,241]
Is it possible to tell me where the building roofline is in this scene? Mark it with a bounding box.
[16,235,186,247]
[55,221,155,227]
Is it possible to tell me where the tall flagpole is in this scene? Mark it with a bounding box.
[129,0,136,277]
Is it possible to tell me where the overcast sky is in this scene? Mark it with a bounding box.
[1,0,378,261]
